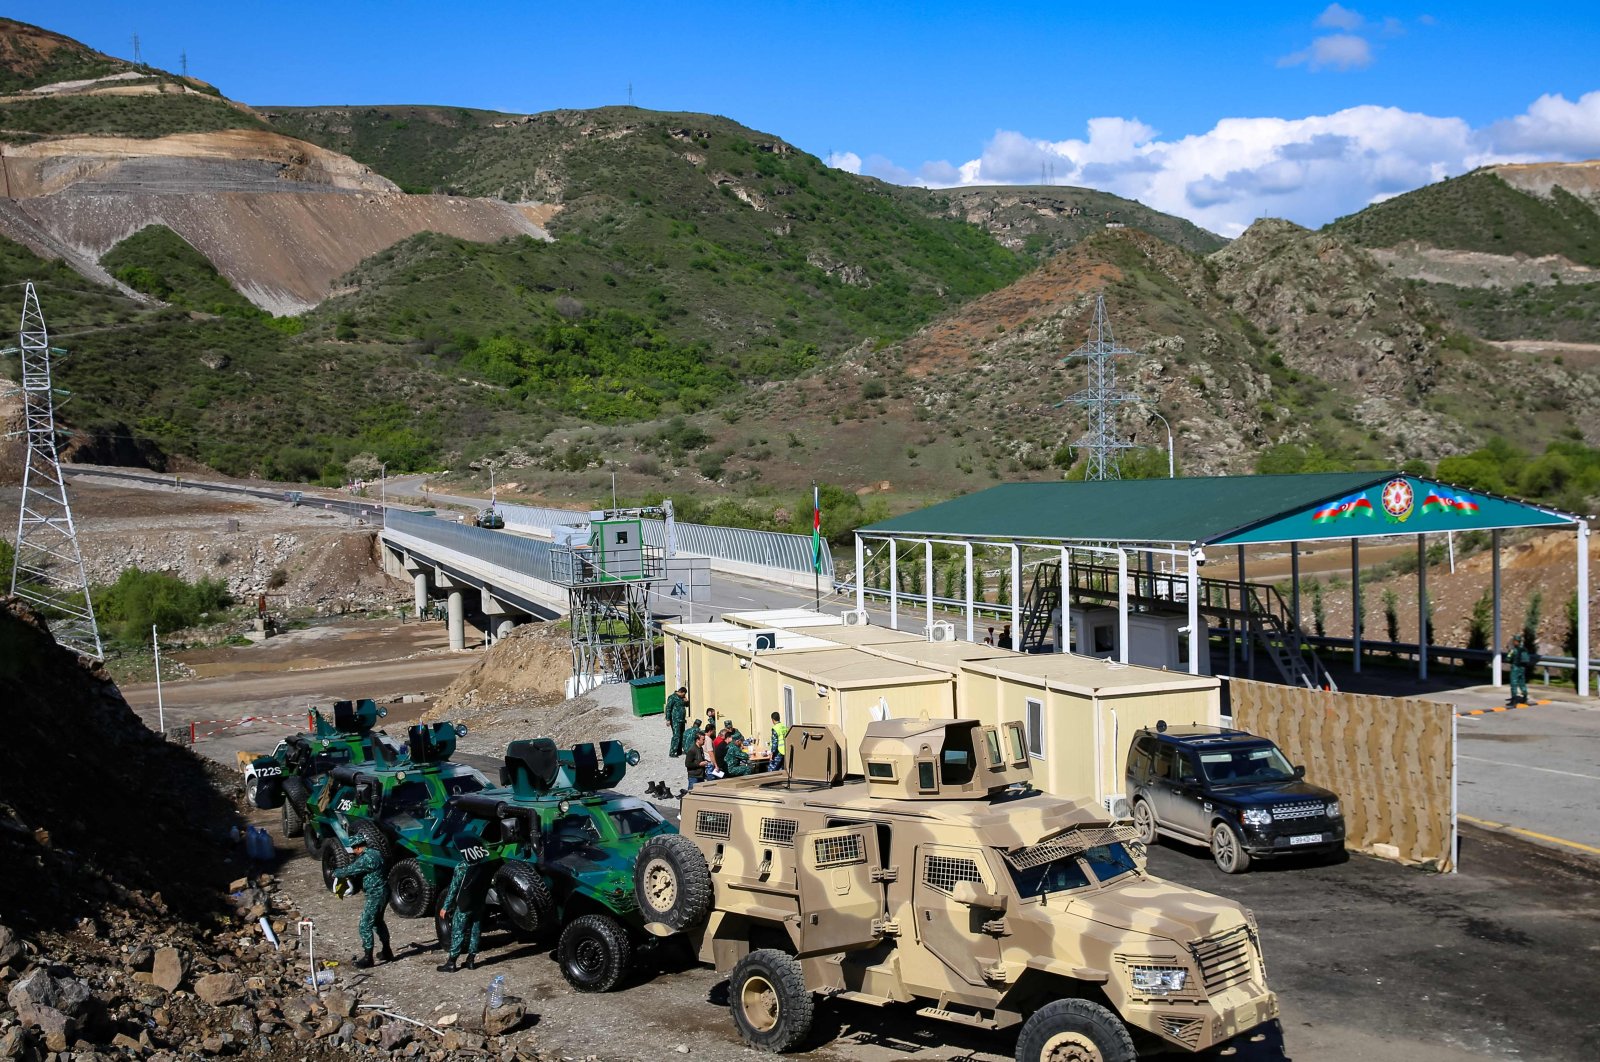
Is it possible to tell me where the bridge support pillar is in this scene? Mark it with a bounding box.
[495,617,516,643]
[447,590,466,651]
[414,572,429,618]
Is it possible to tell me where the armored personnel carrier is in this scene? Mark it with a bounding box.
[405,738,677,991]
[633,718,1279,1060]
[247,698,406,844]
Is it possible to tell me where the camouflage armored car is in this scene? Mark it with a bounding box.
[306,721,489,896]
[633,718,1279,1060]
[248,699,406,845]
[399,738,676,991]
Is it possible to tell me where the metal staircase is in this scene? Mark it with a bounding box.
[1018,562,1061,652]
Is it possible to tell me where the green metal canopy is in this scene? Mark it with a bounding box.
[860,472,1578,546]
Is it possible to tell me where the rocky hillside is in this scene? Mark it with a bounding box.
[1327,164,1600,348]
[919,184,1228,257]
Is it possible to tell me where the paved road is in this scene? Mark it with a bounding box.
[1451,698,1600,853]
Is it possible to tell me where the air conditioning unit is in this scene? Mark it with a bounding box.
[841,609,869,626]
[1103,795,1132,821]
[750,630,778,652]
[926,621,955,643]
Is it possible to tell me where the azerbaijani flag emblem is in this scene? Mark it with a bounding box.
[1422,488,1481,516]
[1312,492,1374,523]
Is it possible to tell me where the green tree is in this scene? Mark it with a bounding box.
[0,537,13,585]
[1467,590,1492,652]
[1523,591,1543,649]
[95,568,233,643]
[1310,581,1326,637]
[1383,588,1400,644]
[1563,592,1580,658]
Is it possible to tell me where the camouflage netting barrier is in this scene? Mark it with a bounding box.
[1232,678,1456,872]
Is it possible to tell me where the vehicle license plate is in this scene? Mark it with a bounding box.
[1289,833,1322,845]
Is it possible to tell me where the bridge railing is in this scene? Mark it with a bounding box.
[384,508,557,583]
[493,502,834,578]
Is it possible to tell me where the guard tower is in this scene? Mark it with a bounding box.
[552,512,667,689]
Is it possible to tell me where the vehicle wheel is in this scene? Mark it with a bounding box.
[246,776,259,805]
[281,799,305,839]
[634,834,713,931]
[728,948,813,1053]
[387,858,436,919]
[319,838,350,893]
[303,820,320,854]
[557,914,632,993]
[281,776,309,815]
[1211,823,1252,874]
[1015,998,1136,1062]
[434,912,451,951]
[352,819,393,864]
[492,862,556,939]
[1130,799,1156,846]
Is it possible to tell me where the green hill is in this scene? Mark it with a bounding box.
[0,18,127,93]
[1327,168,1600,267]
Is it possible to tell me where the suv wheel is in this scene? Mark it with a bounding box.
[728,949,813,1053]
[1015,998,1135,1062]
[492,863,556,939]
[1210,823,1251,874]
[387,858,436,919]
[634,834,713,931]
[280,799,305,839]
[1131,799,1156,846]
[557,914,631,993]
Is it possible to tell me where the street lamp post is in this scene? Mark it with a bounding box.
[379,463,387,507]
[1145,408,1175,478]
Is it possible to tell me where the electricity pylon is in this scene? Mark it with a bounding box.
[1062,294,1142,480]
[2,282,102,658]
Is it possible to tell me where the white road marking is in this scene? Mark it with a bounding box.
[1459,754,1600,782]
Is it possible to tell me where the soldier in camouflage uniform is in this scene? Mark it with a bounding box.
[665,687,689,757]
[1508,632,1535,706]
[331,837,393,968]
[722,728,753,777]
[436,846,498,972]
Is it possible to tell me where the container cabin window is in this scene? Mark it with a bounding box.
[1093,624,1115,654]
[782,685,795,727]
[1025,698,1044,758]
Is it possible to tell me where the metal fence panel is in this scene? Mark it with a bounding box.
[385,508,556,582]
[493,502,834,577]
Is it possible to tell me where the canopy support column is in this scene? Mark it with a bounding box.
[854,535,865,616]
[888,538,898,631]
[1579,520,1591,697]
[1010,543,1022,652]
[1059,546,1072,654]
[1187,547,1201,676]
[1352,539,1362,674]
[1417,534,1429,682]
[1117,548,1130,665]
[1238,546,1252,679]
[964,543,975,643]
[1491,530,1503,686]
[924,540,935,636]
[1290,542,1301,633]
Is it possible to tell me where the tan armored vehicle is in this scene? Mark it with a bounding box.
[631,718,1279,1060]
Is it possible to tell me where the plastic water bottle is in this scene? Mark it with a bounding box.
[487,974,505,1009]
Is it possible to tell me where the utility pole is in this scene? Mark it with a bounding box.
[180,50,188,77]
[131,33,142,66]
[1062,294,1142,480]
[2,283,102,658]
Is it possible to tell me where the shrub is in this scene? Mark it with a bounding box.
[96,568,234,642]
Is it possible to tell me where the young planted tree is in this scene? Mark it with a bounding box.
[1467,591,1492,652]
[1383,589,1400,644]
[1310,581,1326,638]
[1523,591,1544,649]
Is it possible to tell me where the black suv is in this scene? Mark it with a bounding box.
[1126,722,1345,873]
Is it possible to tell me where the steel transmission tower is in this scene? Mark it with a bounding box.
[1063,294,1142,480]
[3,283,102,658]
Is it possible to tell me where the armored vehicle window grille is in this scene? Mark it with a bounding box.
[695,810,732,838]
[1272,801,1323,821]
[923,854,984,894]
[1003,826,1139,870]
[1158,1015,1204,1048]
[1192,926,1255,993]
[760,817,798,847]
[813,832,864,868]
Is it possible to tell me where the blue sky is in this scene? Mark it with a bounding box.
[14,2,1600,235]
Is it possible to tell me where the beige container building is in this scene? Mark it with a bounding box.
[665,610,1220,803]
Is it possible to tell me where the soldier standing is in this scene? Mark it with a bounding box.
[330,837,393,968]
[665,686,689,757]
[683,721,705,791]
[436,846,498,972]
[1509,632,1535,706]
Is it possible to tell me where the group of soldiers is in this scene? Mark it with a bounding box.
[330,836,496,972]
[665,686,785,786]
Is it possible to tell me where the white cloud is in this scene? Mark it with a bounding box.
[825,150,862,174]
[1316,3,1365,30]
[1279,33,1375,70]
[847,90,1600,237]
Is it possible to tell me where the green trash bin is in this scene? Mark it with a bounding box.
[629,675,667,717]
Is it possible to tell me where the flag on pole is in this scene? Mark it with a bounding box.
[812,484,823,573]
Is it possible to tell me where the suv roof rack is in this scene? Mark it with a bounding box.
[1150,720,1256,743]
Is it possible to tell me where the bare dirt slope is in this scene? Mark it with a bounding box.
[0,128,553,313]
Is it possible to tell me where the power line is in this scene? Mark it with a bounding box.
[1061,294,1143,481]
